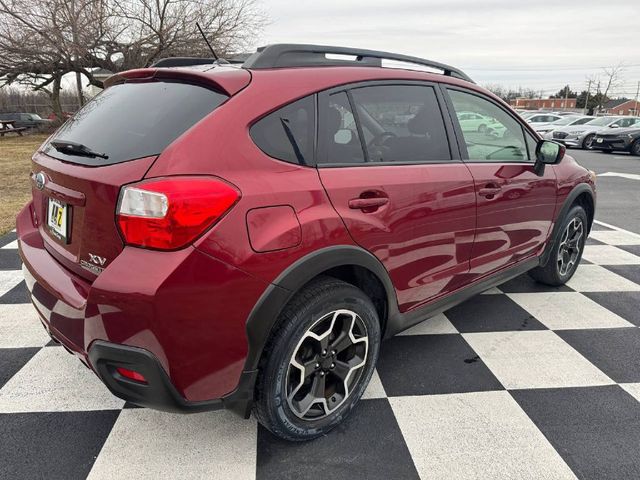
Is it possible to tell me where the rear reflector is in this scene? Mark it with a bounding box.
[116,367,147,383]
[116,177,239,250]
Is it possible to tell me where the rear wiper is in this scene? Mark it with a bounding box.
[50,139,109,159]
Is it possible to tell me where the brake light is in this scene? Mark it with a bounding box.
[117,177,239,250]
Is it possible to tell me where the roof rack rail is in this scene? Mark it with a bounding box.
[242,44,474,83]
[151,57,230,68]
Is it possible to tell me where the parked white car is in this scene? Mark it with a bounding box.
[547,116,640,149]
[536,115,594,135]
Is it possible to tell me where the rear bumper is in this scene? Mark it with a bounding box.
[17,201,269,415]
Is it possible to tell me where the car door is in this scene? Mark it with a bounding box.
[316,82,477,312]
[443,87,557,278]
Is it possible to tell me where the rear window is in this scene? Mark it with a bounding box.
[43,81,228,166]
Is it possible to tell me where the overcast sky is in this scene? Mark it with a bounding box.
[255,0,640,97]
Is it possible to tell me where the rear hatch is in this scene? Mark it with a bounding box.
[31,76,233,281]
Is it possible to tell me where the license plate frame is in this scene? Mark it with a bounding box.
[47,197,69,243]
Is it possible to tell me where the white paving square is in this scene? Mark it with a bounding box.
[397,312,458,336]
[362,368,387,399]
[0,347,124,412]
[1,239,18,249]
[0,269,23,297]
[462,331,614,389]
[566,265,640,292]
[0,303,50,347]
[87,409,257,480]
[590,230,640,246]
[581,245,640,265]
[620,383,640,403]
[507,292,633,330]
[390,391,577,480]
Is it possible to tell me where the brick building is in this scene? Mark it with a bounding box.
[601,99,640,116]
[510,98,577,110]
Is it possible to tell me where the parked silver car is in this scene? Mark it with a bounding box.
[537,115,594,135]
[549,116,640,149]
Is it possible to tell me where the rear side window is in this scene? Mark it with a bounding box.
[250,96,315,165]
[43,81,228,166]
[349,85,451,163]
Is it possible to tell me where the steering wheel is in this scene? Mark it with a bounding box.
[368,131,396,147]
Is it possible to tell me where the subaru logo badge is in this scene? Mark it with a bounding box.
[35,172,46,190]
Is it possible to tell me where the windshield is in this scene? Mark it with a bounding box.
[586,117,617,127]
[30,114,42,120]
[44,81,228,166]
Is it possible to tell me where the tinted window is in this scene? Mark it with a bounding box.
[251,96,315,165]
[44,81,228,166]
[319,91,366,164]
[349,85,451,163]
[448,89,529,162]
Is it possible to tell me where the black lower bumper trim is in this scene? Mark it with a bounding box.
[88,341,256,417]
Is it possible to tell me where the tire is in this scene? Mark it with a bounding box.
[478,124,487,133]
[529,205,588,286]
[253,276,381,441]
[582,133,595,150]
[631,140,640,157]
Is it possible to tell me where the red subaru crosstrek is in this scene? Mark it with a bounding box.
[17,44,596,441]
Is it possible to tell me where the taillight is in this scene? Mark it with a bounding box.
[116,177,239,250]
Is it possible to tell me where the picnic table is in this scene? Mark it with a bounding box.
[0,120,27,137]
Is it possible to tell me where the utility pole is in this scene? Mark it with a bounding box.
[634,81,639,116]
[584,79,592,115]
[564,85,569,111]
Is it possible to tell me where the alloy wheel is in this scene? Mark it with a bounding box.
[557,217,584,276]
[286,309,369,420]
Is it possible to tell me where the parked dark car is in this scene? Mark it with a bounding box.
[17,44,596,441]
[0,112,53,129]
[592,124,640,155]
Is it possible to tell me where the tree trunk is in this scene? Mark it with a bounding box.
[75,71,84,107]
[49,74,64,124]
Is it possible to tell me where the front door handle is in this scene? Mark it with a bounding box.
[348,197,389,210]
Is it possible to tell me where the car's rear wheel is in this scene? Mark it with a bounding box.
[254,276,380,441]
[529,205,587,286]
[582,134,595,150]
[478,124,487,133]
[631,140,640,157]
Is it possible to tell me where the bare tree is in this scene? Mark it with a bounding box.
[0,0,264,118]
[596,63,625,112]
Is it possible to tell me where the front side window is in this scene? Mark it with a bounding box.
[348,84,451,163]
[448,89,529,162]
[250,96,315,165]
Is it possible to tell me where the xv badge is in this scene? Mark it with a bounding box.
[89,253,107,266]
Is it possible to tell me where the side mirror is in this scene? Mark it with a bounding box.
[610,124,619,129]
[535,140,565,175]
[334,128,353,145]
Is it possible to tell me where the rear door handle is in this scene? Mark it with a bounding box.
[348,197,389,210]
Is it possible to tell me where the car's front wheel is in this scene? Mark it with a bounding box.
[631,140,640,157]
[582,134,595,150]
[529,205,587,286]
[254,276,381,441]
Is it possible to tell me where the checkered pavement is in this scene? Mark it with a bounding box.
[2,222,640,480]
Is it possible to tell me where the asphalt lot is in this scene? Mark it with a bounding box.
[571,149,640,233]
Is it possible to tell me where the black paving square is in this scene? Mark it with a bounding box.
[444,294,547,332]
[376,334,503,396]
[256,398,419,480]
[603,265,640,285]
[590,223,613,231]
[512,386,640,480]
[0,410,120,480]
[585,237,605,246]
[584,292,640,326]
[0,347,39,389]
[498,273,574,293]
[0,280,30,304]
[0,250,21,270]
[0,231,16,248]
[557,328,640,383]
